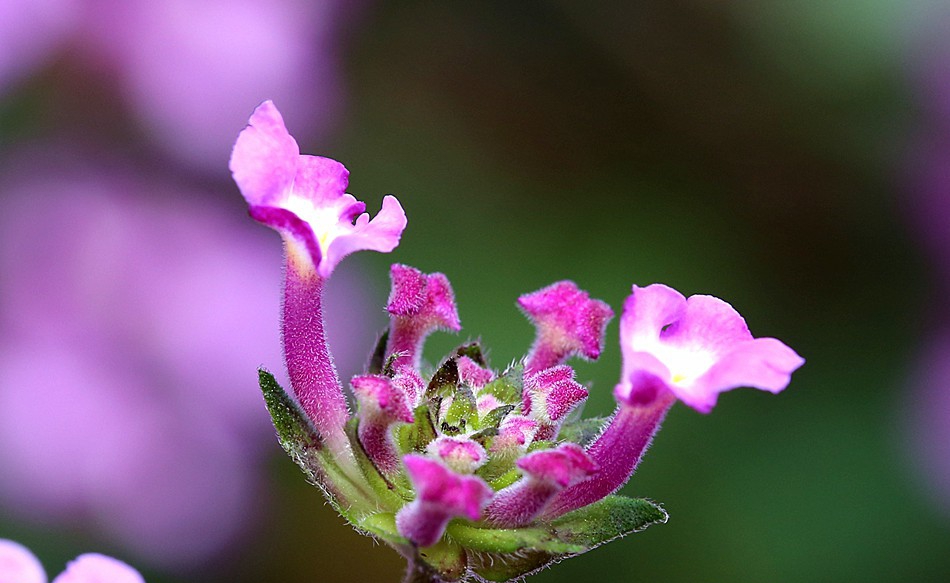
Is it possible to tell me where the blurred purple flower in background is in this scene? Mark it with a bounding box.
[0,150,378,569]
[902,3,950,522]
[0,0,359,170]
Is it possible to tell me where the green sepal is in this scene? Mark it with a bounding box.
[417,536,468,582]
[396,404,438,453]
[445,495,667,582]
[345,418,413,507]
[455,342,487,367]
[557,416,610,447]
[442,385,476,435]
[260,369,379,520]
[473,404,515,432]
[479,363,523,405]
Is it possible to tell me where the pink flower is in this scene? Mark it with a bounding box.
[616,284,804,413]
[0,539,143,583]
[230,100,407,278]
[544,283,804,518]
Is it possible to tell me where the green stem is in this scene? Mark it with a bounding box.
[401,555,443,583]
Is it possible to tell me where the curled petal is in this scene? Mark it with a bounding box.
[396,456,493,546]
[519,281,614,373]
[517,443,598,489]
[458,356,494,388]
[230,100,406,277]
[487,444,598,527]
[385,265,461,370]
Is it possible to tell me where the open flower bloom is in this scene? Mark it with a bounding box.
[616,284,805,413]
[0,540,143,583]
[230,100,406,278]
[544,284,804,518]
[232,103,804,583]
[230,101,406,463]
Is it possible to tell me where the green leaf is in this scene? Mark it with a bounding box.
[549,495,668,549]
[417,537,468,582]
[358,512,407,547]
[259,369,357,516]
[446,496,667,582]
[557,416,610,447]
[259,368,323,453]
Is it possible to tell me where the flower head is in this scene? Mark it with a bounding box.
[235,123,804,582]
[616,284,804,413]
[230,100,406,277]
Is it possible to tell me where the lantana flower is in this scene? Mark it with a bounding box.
[0,539,143,583]
[231,101,804,582]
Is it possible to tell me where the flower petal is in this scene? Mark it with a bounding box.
[292,155,350,206]
[660,294,753,356]
[681,337,805,413]
[0,540,46,583]
[229,100,298,207]
[51,553,143,583]
[322,195,407,277]
[619,284,687,348]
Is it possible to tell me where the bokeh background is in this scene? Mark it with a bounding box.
[2,1,949,581]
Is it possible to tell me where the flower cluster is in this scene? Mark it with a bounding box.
[231,101,804,582]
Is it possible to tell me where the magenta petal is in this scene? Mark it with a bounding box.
[0,540,46,583]
[661,294,753,354]
[618,283,803,413]
[229,100,298,207]
[352,375,414,423]
[517,443,598,488]
[321,195,407,278]
[385,265,461,370]
[231,101,407,277]
[683,338,805,413]
[396,456,493,546]
[619,284,686,344]
[458,356,494,388]
[519,281,614,373]
[292,156,350,206]
[51,554,143,583]
[427,436,487,473]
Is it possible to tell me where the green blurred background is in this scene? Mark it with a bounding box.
[3,1,949,581]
